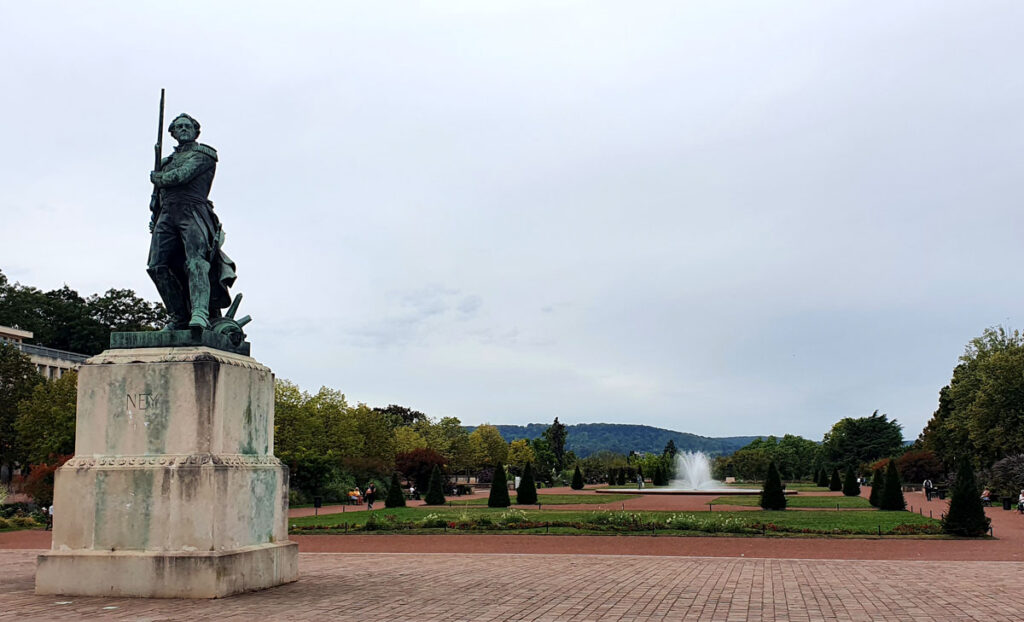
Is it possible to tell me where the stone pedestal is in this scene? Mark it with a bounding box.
[36,347,298,598]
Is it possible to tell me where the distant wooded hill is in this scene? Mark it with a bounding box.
[466,423,760,458]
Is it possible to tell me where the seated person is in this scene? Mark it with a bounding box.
[1018,490,1024,514]
[981,489,991,504]
[349,487,361,503]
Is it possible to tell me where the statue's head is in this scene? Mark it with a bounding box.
[168,113,201,143]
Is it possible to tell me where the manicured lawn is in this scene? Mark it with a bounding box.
[290,506,941,537]
[450,494,639,506]
[712,495,872,508]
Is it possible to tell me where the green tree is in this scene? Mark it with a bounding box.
[942,456,990,536]
[0,343,42,479]
[469,424,509,469]
[394,427,428,455]
[842,466,860,497]
[424,464,446,505]
[507,438,536,470]
[86,288,167,332]
[879,460,906,511]
[488,461,510,508]
[821,411,904,471]
[759,462,787,510]
[543,417,568,471]
[372,404,428,428]
[516,462,538,505]
[395,448,446,493]
[868,466,884,507]
[15,371,77,465]
[921,327,1024,468]
[0,271,164,355]
[829,468,842,491]
[663,439,678,458]
[570,464,584,490]
[385,472,406,508]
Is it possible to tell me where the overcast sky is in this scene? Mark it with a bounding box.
[3,2,1022,440]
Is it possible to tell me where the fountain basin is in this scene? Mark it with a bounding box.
[599,488,797,495]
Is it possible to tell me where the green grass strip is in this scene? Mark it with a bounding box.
[449,493,639,506]
[290,507,940,536]
[711,495,872,508]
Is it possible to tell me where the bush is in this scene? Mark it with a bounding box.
[607,468,616,484]
[0,517,9,529]
[385,472,406,509]
[21,458,70,507]
[828,468,842,492]
[423,464,447,505]
[943,456,991,536]
[842,466,860,497]
[896,449,943,484]
[868,466,884,507]
[488,462,511,508]
[517,462,538,505]
[616,469,626,486]
[990,454,1024,499]
[879,460,906,511]
[570,465,584,490]
[759,462,787,510]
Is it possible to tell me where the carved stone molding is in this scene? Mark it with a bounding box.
[64,454,283,468]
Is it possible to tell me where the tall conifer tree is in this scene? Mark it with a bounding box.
[424,464,446,505]
[488,462,511,508]
[942,457,991,536]
[517,462,538,505]
[879,460,906,511]
[842,466,861,497]
[760,462,787,510]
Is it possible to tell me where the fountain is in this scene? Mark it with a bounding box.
[603,450,793,495]
[671,451,721,490]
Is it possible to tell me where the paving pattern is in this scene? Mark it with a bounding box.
[2,550,1023,621]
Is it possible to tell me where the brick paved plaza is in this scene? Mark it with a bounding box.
[1,549,1022,621]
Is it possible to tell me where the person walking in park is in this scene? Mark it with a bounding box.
[923,478,934,501]
[365,483,376,510]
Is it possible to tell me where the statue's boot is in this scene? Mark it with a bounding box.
[186,258,212,330]
[147,266,190,330]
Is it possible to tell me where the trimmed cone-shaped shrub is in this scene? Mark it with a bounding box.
[571,464,585,490]
[616,469,626,486]
[942,457,991,536]
[842,466,861,497]
[653,465,664,486]
[879,460,906,511]
[868,467,884,507]
[385,472,406,508]
[607,468,616,484]
[488,462,511,508]
[424,464,447,505]
[517,462,538,505]
[817,468,829,488]
[829,468,842,491]
[760,462,787,510]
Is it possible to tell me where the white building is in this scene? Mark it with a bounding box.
[0,325,88,379]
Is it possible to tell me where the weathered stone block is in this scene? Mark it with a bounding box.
[36,346,297,598]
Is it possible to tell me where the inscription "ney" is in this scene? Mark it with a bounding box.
[126,393,160,410]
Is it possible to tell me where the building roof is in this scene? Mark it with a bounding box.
[0,325,33,340]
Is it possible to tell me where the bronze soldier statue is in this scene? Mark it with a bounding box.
[147,112,237,331]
